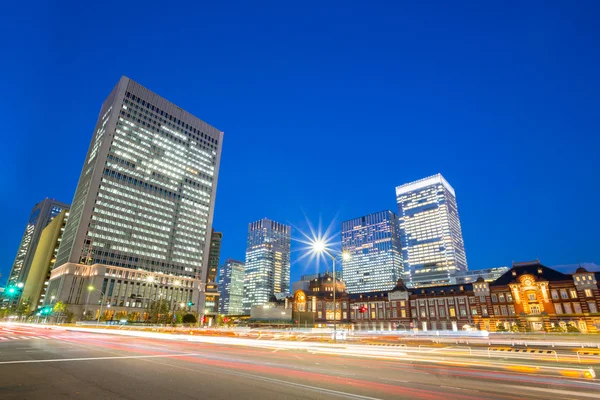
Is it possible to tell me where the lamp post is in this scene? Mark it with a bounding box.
[312,240,350,343]
[88,286,106,324]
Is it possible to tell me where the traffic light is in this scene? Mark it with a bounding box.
[7,287,15,294]
[40,307,52,315]
[359,305,367,313]
[187,301,194,307]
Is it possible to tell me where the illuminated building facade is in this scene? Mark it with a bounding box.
[21,210,70,309]
[4,199,69,307]
[45,262,204,322]
[219,259,246,315]
[243,218,291,312]
[396,174,468,287]
[288,260,600,333]
[291,273,350,326]
[341,210,403,294]
[51,76,223,313]
[204,229,222,315]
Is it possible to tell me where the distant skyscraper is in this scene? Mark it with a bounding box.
[53,76,223,288]
[206,229,222,285]
[218,259,245,315]
[396,173,468,287]
[22,210,70,308]
[341,210,403,293]
[7,199,69,288]
[243,218,291,312]
[205,229,222,314]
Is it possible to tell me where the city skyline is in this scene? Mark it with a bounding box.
[2,2,599,287]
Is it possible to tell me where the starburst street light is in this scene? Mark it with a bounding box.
[308,236,350,343]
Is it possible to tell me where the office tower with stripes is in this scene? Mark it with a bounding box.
[243,218,291,312]
[396,174,468,287]
[218,259,245,315]
[341,210,403,293]
[51,76,223,300]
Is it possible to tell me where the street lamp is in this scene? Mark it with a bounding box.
[311,240,350,343]
[88,285,106,324]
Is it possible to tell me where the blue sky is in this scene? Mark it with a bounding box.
[1,1,599,284]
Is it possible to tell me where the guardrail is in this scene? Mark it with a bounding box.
[363,342,407,347]
[488,347,558,362]
[576,350,600,363]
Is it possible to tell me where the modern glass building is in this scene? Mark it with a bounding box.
[205,229,222,315]
[7,199,69,289]
[52,76,223,303]
[453,266,509,285]
[218,259,245,315]
[22,210,70,308]
[396,173,468,287]
[341,210,403,294]
[243,218,291,312]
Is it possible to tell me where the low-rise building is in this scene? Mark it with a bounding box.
[44,263,205,322]
[288,261,600,333]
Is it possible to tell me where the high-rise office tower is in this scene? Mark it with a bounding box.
[341,210,403,294]
[395,173,468,287]
[243,218,291,312]
[53,76,223,290]
[7,199,69,289]
[22,210,70,308]
[207,229,222,285]
[204,229,222,315]
[218,259,245,315]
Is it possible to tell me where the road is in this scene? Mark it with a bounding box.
[1,324,600,400]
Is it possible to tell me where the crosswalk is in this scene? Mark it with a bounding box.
[0,334,79,341]
[0,327,108,342]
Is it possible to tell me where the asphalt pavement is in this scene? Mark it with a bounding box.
[1,324,600,400]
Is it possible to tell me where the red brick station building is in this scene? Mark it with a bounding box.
[289,261,600,333]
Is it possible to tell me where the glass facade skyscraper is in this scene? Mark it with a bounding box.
[243,218,291,312]
[341,210,403,294]
[205,229,222,314]
[396,173,468,287]
[53,76,223,287]
[218,259,245,315]
[7,199,70,288]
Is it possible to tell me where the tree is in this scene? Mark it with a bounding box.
[53,301,67,323]
[495,323,507,332]
[148,300,170,324]
[511,320,524,333]
[182,314,197,324]
[16,299,31,319]
[64,309,75,323]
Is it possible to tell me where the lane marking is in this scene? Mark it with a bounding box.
[382,378,408,383]
[512,385,600,399]
[0,353,199,365]
[149,358,383,400]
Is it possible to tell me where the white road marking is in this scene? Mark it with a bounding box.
[154,359,383,400]
[519,385,600,399]
[0,353,199,365]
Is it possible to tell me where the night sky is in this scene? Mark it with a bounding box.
[1,1,599,285]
